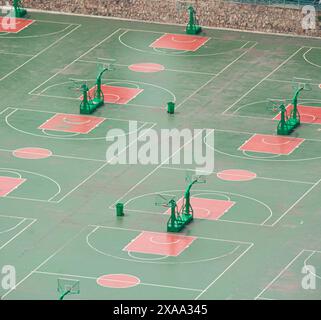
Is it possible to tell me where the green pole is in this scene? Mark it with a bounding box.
[80,84,89,114]
[290,87,303,125]
[188,6,195,26]
[184,180,197,215]
[94,67,108,102]
[169,200,176,225]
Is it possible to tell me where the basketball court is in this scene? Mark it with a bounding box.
[0,9,321,300]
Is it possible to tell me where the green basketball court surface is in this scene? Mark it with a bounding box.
[0,10,321,300]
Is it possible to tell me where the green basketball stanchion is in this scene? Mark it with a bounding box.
[167,102,175,114]
[11,0,27,18]
[80,64,111,115]
[116,203,124,217]
[155,173,206,233]
[186,6,202,35]
[268,78,312,136]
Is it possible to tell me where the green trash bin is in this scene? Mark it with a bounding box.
[167,102,175,114]
[116,203,124,216]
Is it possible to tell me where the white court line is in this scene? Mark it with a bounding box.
[0,107,10,115]
[270,178,321,227]
[0,219,37,251]
[0,24,76,39]
[31,92,164,110]
[194,243,254,299]
[222,113,274,121]
[28,28,122,95]
[78,59,217,76]
[34,270,203,292]
[265,78,321,86]
[255,249,306,300]
[35,19,80,26]
[55,123,156,203]
[1,226,87,300]
[0,51,34,57]
[90,224,252,246]
[0,165,62,202]
[240,41,250,49]
[0,24,81,82]
[176,42,258,110]
[208,127,321,144]
[4,106,155,124]
[0,147,105,163]
[4,196,56,203]
[302,47,321,69]
[0,213,35,220]
[222,47,304,115]
[303,46,321,50]
[0,218,26,234]
[160,166,315,185]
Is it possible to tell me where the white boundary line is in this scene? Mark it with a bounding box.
[160,165,315,185]
[0,107,10,115]
[0,24,81,82]
[34,270,203,292]
[34,19,80,26]
[302,47,321,69]
[0,51,34,57]
[194,243,254,299]
[0,218,37,251]
[1,226,87,300]
[90,224,252,246]
[270,178,321,227]
[266,78,321,86]
[222,47,304,115]
[78,58,217,76]
[28,28,122,95]
[255,249,307,300]
[0,218,26,235]
[3,106,155,124]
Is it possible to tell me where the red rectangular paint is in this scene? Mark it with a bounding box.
[123,231,196,256]
[273,105,321,125]
[86,85,143,105]
[0,176,26,197]
[165,197,235,221]
[0,17,34,33]
[38,113,105,134]
[239,134,305,155]
[150,33,210,52]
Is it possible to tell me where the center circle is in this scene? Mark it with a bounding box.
[13,147,52,160]
[96,274,140,288]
